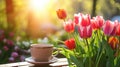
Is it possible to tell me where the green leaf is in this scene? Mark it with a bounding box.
[95,41,103,67]
[102,37,114,67]
[115,58,120,67]
[70,54,84,67]
[73,33,85,54]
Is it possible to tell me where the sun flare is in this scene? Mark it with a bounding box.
[29,0,50,11]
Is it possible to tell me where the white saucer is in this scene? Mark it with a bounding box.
[25,56,58,64]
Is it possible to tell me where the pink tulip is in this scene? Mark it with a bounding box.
[78,25,92,38]
[63,19,75,33]
[74,13,80,24]
[76,13,92,38]
[79,13,91,27]
[103,20,116,36]
[74,13,91,27]
[91,16,104,30]
[96,16,104,28]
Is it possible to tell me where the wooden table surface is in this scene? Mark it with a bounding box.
[0,58,68,67]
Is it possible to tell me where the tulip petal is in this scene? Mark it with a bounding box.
[103,20,115,36]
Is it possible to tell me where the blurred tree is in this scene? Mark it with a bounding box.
[92,0,98,17]
[5,0,16,31]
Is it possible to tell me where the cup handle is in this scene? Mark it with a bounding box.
[52,47,60,57]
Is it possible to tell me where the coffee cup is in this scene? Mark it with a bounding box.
[30,44,54,62]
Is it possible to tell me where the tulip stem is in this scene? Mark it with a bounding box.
[63,48,72,67]
[95,48,103,67]
[97,30,100,41]
[85,38,91,67]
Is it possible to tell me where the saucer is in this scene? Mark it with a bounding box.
[25,56,58,64]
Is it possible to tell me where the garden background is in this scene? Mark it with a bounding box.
[0,0,120,64]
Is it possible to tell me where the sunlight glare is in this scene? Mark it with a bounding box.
[29,0,50,11]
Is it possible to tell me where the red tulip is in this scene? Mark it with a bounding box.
[56,9,67,20]
[108,36,119,50]
[64,38,76,50]
[78,25,92,38]
[63,19,75,33]
[91,16,104,30]
[103,20,116,36]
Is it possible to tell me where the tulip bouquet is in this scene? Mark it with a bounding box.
[56,9,120,67]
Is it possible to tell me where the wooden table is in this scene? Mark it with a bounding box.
[0,58,68,67]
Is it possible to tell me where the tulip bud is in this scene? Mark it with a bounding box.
[56,9,67,20]
[108,36,119,50]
